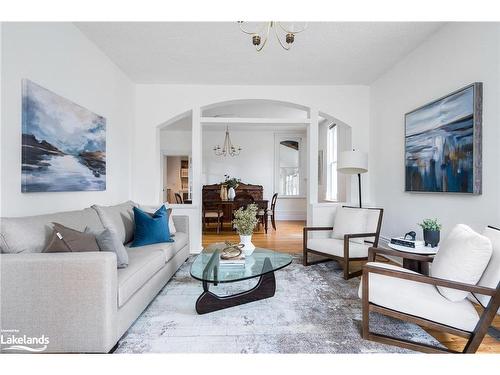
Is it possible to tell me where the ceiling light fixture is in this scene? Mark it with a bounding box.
[213,126,242,157]
[237,21,307,52]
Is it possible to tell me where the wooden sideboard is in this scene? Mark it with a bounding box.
[202,182,264,201]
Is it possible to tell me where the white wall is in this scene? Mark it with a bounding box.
[0,23,135,216]
[370,23,500,240]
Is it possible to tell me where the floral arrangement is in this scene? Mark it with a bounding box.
[232,203,258,235]
[418,218,442,232]
[222,174,241,189]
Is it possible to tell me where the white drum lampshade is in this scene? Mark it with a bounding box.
[337,150,368,174]
[337,150,368,207]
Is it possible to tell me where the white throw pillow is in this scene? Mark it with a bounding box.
[139,204,177,235]
[431,224,492,302]
[473,226,500,307]
[332,207,367,244]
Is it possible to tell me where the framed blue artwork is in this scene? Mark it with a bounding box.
[21,79,106,192]
[405,83,482,194]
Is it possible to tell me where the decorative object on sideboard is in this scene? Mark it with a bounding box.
[233,203,259,255]
[222,175,240,201]
[419,218,442,248]
[213,126,241,157]
[237,21,307,51]
[405,83,482,194]
[219,185,227,201]
[337,150,368,208]
[21,79,106,193]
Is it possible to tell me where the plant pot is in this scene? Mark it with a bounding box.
[227,187,236,201]
[423,229,440,248]
[239,234,255,255]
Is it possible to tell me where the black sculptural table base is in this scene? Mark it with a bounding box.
[195,258,276,315]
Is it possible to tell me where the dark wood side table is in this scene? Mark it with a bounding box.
[387,243,438,275]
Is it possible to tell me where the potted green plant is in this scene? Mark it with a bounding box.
[418,218,442,248]
[222,174,241,201]
[232,203,258,255]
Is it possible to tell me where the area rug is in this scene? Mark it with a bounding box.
[116,257,442,353]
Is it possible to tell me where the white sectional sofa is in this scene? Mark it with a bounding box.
[0,201,189,353]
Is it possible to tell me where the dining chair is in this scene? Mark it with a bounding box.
[175,193,183,204]
[303,206,384,280]
[266,193,278,231]
[202,201,224,233]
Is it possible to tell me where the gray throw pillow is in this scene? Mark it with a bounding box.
[44,223,100,253]
[86,227,129,268]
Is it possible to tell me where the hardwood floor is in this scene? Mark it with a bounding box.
[202,220,500,353]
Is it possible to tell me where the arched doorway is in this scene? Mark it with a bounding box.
[157,99,352,252]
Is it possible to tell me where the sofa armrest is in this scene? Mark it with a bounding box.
[173,215,189,235]
[0,252,118,353]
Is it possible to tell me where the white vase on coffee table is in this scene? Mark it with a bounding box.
[239,234,255,255]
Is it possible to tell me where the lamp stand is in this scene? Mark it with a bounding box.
[357,173,362,208]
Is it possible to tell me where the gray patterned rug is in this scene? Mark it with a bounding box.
[116,257,441,353]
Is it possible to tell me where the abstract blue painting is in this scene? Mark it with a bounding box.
[405,83,482,194]
[22,79,106,192]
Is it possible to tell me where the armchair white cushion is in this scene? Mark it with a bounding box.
[358,262,480,332]
[474,226,500,307]
[307,238,369,258]
[332,206,367,244]
[431,224,492,302]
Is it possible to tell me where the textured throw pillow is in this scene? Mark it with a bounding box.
[431,224,492,302]
[332,207,367,244]
[473,226,500,307]
[139,204,177,235]
[43,223,100,253]
[86,227,129,268]
[131,205,174,247]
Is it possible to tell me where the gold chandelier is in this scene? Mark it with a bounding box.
[213,126,241,157]
[237,21,307,52]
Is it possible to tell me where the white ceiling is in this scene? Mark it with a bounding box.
[75,22,444,85]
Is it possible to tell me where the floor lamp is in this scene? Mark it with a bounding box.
[337,150,368,208]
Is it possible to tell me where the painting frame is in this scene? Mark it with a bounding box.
[21,79,107,193]
[404,82,482,195]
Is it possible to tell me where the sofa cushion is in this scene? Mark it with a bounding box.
[359,262,480,332]
[126,233,188,264]
[431,224,492,302]
[0,208,104,254]
[87,228,129,268]
[131,206,173,247]
[117,247,165,307]
[474,226,500,307]
[307,238,369,258]
[332,207,367,244]
[92,201,136,245]
[44,223,100,253]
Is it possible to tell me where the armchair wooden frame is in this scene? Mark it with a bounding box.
[303,206,383,280]
[362,246,500,353]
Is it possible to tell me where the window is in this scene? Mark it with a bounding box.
[275,135,303,197]
[326,124,338,201]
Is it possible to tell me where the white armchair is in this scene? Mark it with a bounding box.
[360,225,500,353]
[303,206,384,279]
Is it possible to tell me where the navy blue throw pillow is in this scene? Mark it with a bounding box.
[131,205,174,247]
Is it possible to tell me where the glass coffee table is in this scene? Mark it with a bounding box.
[190,243,293,314]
